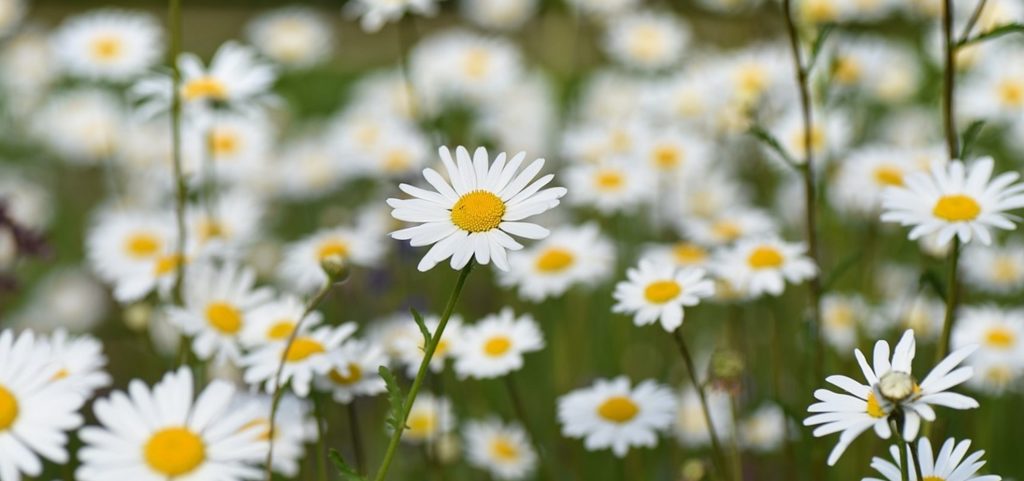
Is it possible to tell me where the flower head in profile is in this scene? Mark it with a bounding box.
[805,330,979,465]
[389,146,567,272]
[612,259,715,332]
[882,158,1024,246]
[865,437,1001,481]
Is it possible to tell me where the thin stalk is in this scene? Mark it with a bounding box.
[908,436,926,481]
[504,374,557,481]
[890,418,911,481]
[263,282,336,481]
[942,0,960,159]
[671,328,730,481]
[167,0,187,304]
[348,401,366,474]
[313,391,329,481]
[958,0,989,43]
[727,395,743,481]
[372,263,474,481]
[936,238,961,363]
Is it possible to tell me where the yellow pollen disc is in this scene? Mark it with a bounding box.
[985,365,1012,385]
[205,301,243,334]
[652,146,684,169]
[182,76,228,102]
[407,413,435,437]
[317,240,349,261]
[644,280,682,304]
[450,191,505,233]
[610,130,632,153]
[329,364,363,385]
[595,171,625,190]
[124,232,163,259]
[198,219,225,242]
[267,321,295,340]
[52,368,70,381]
[355,125,380,147]
[736,66,767,97]
[208,130,240,157]
[998,80,1024,107]
[154,254,185,276]
[285,337,325,362]
[802,0,836,22]
[993,259,1019,282]
[672,243,707,264]
[985,327,1015,349]
[791,126,826,154]
[933,194,981,221]
[382,149,411,173]
[747,246,784,269]
[597,396,639,423]
[922,477,945,481]
[535,248,574,272]
[144,427,206,476]
[90,35,122,61]
[628,26,663,61]
[865,392,886,419]
[712,221,742,241]
[240,418,272,441]
[490,438,520,461]
[0,385,18,431]
[463,48,491,79]
[873,165,904,186]
[483,336,512,357]
[434,339,450,357]
[832,57,862,84]
[827,306,856,328]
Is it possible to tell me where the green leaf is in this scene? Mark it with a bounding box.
[749,125,799,169]
[410,308,431,348]
[379,366,406,433]
[329,449,367,481]
[808,23,836,72]
[959,120,986,158]
[958,22,1024,47]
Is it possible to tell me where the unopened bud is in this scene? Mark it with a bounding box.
[319,254,351,283]
[123,303,152,332]
[878,371,916,402]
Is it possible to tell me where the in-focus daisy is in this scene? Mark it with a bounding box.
[452,308,544,379]
[77,368,266,481]
[402,393,455,444]
[42,329,111,398]
[231,393,314,477]
[0,329,85,481]
[612,259,715,332]
[316,339,388,403]
[714,237,817,298]
[245,6,333,68]
[388,146,567,272]
[558,377,677,457]
[51,9,163,82]
[805,330,979,465]
[166,262,273,365]
[242,323,356,397]
[865,437,1001,481]
[881,158,1024,246]
[952,306,1024,394]
[499,223,615,301]
[961,242,1024,294]
[604,11,689,71]
[463,419,537,480]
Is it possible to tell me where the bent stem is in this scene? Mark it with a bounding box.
[263,282,336,481]
[372,263,474,481]
[672,328,730,481]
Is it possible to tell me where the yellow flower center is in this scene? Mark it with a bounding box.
[198,219,225,242]
[985,327,1016,349]
[998,79,1024,107]
[124,232,163,259]
[672,243,707,264]
[736,65,767,98]
[154,254,186,276]
[52,368,70,380]
[747,246,784,269]
[873,165,904,186]
[865,392,886,419]
[597,396,639,423]
[483,336,512,357]
[144,427,206,476]
[463,48,491,79]
[284,337,325,362]
[993,258,1019,282]
[382,149,411,173]
[317,240,349,261]
[712,221,742,241]
[652,145,684,169]
[267,321,295,340]
[595,170,625,190]
[329,364,363,385]
[826,305,856,328]
[205,301,243,334]
[208,130,240,157]
[450,191,505,233]
[182,76,228,102]
[407,413,435,437]
[535,248,575,273]
[90,35,123,61]
[628,26,664,62]
[644,280,681,303]
[923,477,944,481]
[791,125,825,154]
[240,418,272,441]
[932,194,981,221]
[833,57,862,84]
[490,438,520,461]
[0,385,18,431]
[984,365,1013,385]
[802,0,837,22]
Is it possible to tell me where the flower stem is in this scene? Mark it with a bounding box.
[167,0,187,305]
[313,391,329,481]
[348,401,366,474]
[937,237,961,363]
[908,435,926,481]
[942,0,960,159]
[672,328,730,481]
[890,418,911,481]
[372,263,474,481]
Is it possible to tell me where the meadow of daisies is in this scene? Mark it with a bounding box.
[3,0,1024,480]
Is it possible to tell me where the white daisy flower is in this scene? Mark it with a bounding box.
[240,296,324,347]
[316,339,388,403]
[245,6,333,69]
[166,262,273,365]
[831,145,945,217]
[952,306,1024,394]
[557,377,677,457]
[865,437,1001,481]
[279,219,386,294]
[345,0,439,32]
[612,259,715,332]
[463,418,537,480]
[42,329,111,399]
[739,404,787,453]
[961,242,1024,294]
[242,323,357,397]
[77,368,266,481]
[678,207,777,246]
[713,237,817,298]
[410,31,523,112]
[184,114,273,185]
[673,386,732,448]
[231,393,315,477]
[86,209,174,285]
[186,190,265,258]
[33,88,126,165]
[0,329,85,481]
[10,267,108,333]
[388,146,567,272]
[826,35,921,103]
[51,9,163,82]
[402,393,455,444]
[499,223,615,301]
[603,10,689,72]
[881,158,1024,246]
[871,295,946,342]
[452,308,544,379]
[460,0,537,31]
[641,242,712,270]
[564,160,654,215]
[805,330,979,465]
[822,294,869,355]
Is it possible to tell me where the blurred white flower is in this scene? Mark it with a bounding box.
[51,9,163,82]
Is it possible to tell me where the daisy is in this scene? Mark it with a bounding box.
[641,242,712,270]
[952,306,1024,394]
[881,158,1024,246]
[865,437,1001,481]
[185,190,265,258]
[242,323,357,397]
[498,223,615,301]
[678,207,776,246]
[633,127,710,178]
[231,393,314,477]
[822,294,868,354]
[240,296,323,348]
[713,237,817,298]
[51,9,163,82]
[805,329,979,465]
[557,377,677,457]
[613,259,715,332]
[345,0,439,33]
[388,146,567,272]
[603,11,689,72]
[872,295,945,342]
[961,242,1024,294]
[564,160,654,215]
[166,262,273,365]
[86,209,175,285]
[410,31,523,110]
[739,404,787,453]
[33,88,125,165]
[826,36,921,103]
[402,393,455,444]
[0,329,85,481]
[11,267,108,333]
[41,329,111,399]
[830,145,945,216]
[463,419,537,480]
[245,6,333,69]
[460,0,538,31]
[316,339,388,403]
[77,368,266,481]
[279,222,386,294]
[452,308,544,379]
[184,114,273,184]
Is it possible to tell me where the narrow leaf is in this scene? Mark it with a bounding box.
[808,23,836,72]
[379,366,406,433]
[749,125,799,169]
[410,308,431,348]
[329,449,367,481]
[958,22,1024,47]
[960,120,986,158]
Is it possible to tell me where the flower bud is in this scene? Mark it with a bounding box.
[878,371,916,402]
[319,254,351,283]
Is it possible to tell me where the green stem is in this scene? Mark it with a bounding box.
[372,263,474,481]
[908,436,926,481]
[348,401,366,474]
[890,418,911,481]
[313,391,329,481]
[167,0,187,305]
[937,237,961,363]
[671,328,730,481]
[942,0,960,159]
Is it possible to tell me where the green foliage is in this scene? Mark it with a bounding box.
[749,125,799,169]
[410,308,431,349]
[808,23,836,73]
[958,23,1024,47]
[960,120,986,159]
[329,449,367,481]
[379,366,407,434]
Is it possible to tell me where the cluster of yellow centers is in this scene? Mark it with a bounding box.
[0,385,18,432]
[483,335,512,358]
[284,337,325,363]
[597,396,639,423]
[89,35,123,62]
[747,246,784,270]
[984,326,1016,349]
[933,194,981,222]
[329,363,362,386]
[490,437,521,462]
[205,301,243,334]
[451,191,506,233]
[182,76,228,102]
[535,247,575,273]
[644,280,682,304]
[144,427,206,476]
